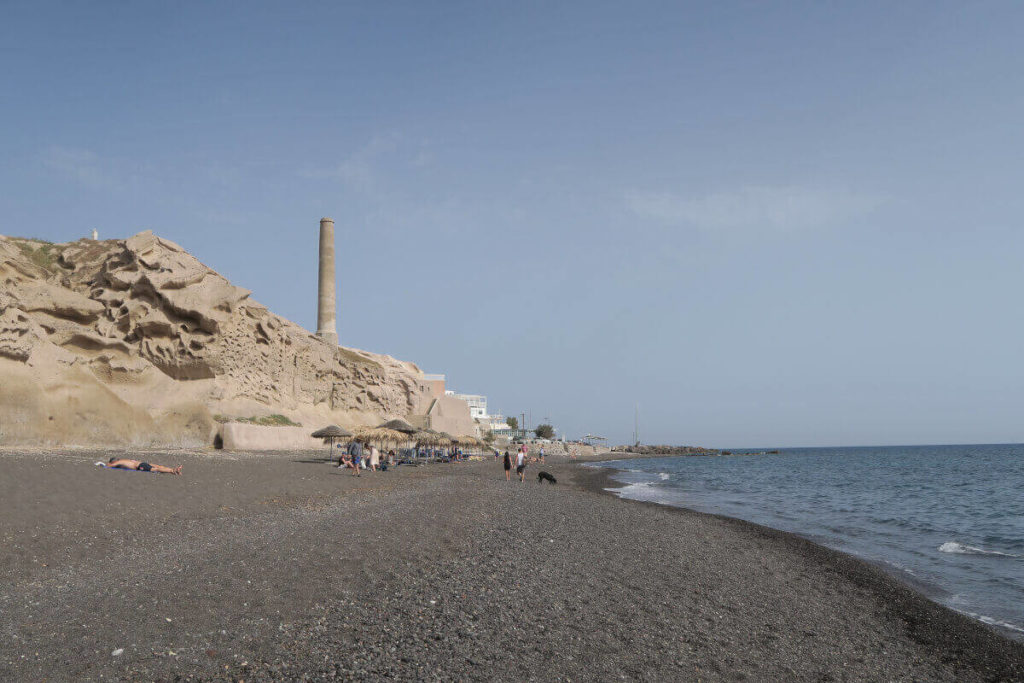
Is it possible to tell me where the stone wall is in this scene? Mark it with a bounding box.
[215,423,326,451]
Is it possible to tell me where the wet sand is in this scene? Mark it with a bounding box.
[2,448,1023,681]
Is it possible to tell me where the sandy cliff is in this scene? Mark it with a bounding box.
[0,232,434,446]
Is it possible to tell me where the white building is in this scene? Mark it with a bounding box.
[480,413,509,433]
[444,390,526,440]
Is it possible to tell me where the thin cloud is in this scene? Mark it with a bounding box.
[301,133,402,194]
[37,145,170,195]
[626,185,881,234]
[39,146,123,191]
[409,148,432,168]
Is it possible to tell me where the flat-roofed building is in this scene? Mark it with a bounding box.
[480,413,509,433]
[423,373,446,400]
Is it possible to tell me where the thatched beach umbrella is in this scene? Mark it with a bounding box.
[311,425,352,439]
[412,429,440,446]
[311,425,352,452]
[378,418,417,435]
[356,426,407,445]
[379,418,419,455]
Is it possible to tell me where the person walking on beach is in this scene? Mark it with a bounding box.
[515,447,526,483]
[350,440,363,476]
[105,457,182,475]
[338,440,359,469]
[503,449,512,481]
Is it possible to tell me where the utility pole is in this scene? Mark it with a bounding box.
[634,403,640,447]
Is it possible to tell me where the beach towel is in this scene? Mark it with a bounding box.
[95,462,149,473]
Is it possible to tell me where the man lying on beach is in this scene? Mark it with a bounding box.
[105,458,182,475]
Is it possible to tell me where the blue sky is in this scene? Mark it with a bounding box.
[3,2,1024,446]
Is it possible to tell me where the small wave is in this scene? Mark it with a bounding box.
[611,482,657,497]
[658,472,671,481]
[879,558,918,577]
[964,612,1024,635]
[938,542,1019,558]
[608,482,686,506]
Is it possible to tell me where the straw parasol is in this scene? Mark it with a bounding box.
[436,432,455,447]
[378,418,417,435]
[412,429,442,446]
[355,426,407,445]
[310,425,352,452]
[311,425,352,439]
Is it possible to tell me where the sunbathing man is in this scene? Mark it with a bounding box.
[107,457,182,475]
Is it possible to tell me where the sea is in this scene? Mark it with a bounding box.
[591,444,1024,641]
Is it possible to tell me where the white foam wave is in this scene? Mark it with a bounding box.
[658,472,671,480]
[938,542,1019,558]
[609,482,655,498]
[964,612,1024,634]
[879,558,918,577]
[607,482,685,506]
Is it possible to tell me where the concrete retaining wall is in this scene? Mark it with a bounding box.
[423,395,477,437]
[215,423,324,451]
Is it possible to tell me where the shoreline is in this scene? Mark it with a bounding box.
[3,448,1023,680]
[578,459,1024,662]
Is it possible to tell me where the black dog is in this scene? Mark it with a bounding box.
[537,471,557,485]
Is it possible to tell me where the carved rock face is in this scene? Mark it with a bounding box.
[0,307,43,361]
[0,231,431,445]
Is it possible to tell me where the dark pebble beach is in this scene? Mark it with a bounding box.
[2,449,1023,681]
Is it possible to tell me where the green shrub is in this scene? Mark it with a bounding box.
[215,414,302,427]
[13,238,60,272]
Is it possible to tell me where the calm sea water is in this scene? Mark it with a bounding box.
[592,444,1024,640]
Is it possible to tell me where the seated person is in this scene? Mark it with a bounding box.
[106,458,181,475]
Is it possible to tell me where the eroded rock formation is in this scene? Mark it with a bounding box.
[0,232,434,446]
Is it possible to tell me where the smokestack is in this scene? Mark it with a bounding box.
[316,217,338,346]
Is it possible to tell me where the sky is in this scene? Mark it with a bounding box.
[3,1,1024,447]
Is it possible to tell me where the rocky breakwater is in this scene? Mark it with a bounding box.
[0,232,433,447]
[612,444,720,456]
